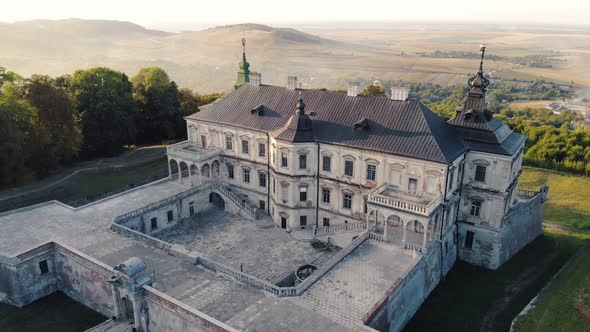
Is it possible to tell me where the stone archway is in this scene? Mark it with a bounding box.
[169,159,179,179]
[201,163,210,178]
[367,209,386,233]
[405,219,427,247]
[121,296,134,321]
[209,192,225,209]
[179,161,189,179]
[385,215,404,243]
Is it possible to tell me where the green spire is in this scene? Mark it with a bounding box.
[234,37,250,89]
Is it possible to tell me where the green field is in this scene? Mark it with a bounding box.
[405,167,590,332]
[513,228,590,332]
[520,167,590,230]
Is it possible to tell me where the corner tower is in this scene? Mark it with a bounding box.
[234,37,251,89]
[450,46,546,270]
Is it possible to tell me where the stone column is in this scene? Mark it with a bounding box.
[383,216,388,241]
[110,284,121,320]
[167,161,172,180]
[131,293,142,331]
[188,169,192,186]
[402,221,407,244]
[178,163,183,184]
[422,224,428,252]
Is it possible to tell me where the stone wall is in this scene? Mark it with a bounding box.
[365,244,444,332]
[0,242,115,318]
[458,192,544,270]
[143,286,238,332]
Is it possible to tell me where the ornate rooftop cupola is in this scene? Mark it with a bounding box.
[450,45,495,125]
[234,37,251,89]
[272,92,314,142]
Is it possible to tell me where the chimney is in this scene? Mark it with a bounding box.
[287,76,298,90]
[391,86,410,101]
[347,82,360,97]
[250,72,262,86]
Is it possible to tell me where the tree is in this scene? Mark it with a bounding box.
[0,81,33,185]
[70,67,136,157]
[22,75,82,175]
[361,84,386,97]
[132,67,180,143]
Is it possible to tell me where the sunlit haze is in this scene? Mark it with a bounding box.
[1,0,588,29]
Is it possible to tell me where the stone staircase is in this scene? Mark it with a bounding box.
[209,180,267,220]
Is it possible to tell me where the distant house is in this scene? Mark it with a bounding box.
[545,101,568,114]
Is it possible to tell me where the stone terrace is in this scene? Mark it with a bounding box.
[0,179,421,331]
[154,209,338,283]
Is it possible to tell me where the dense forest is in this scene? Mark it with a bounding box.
[0,66,220,186]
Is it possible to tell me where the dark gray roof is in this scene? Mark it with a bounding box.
[189,84,467,163]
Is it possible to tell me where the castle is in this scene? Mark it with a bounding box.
[0,43,547,332]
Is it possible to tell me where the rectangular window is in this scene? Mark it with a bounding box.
[167,210,174,222]
[344,160,354,176]
[299,154,307,169]
[259,200,266,210]
[475,165,487,182]
[272,177,276,193]
[448,169,455,191]
[299,186,308,201]
[258,143,266,157]
[151,217,158,230]
[225,136,233,150]
[408,178,418,195]
[201,135,207,148]
[281,152,288,167]
[470,200,482,217]
[189,205,195,217]
[322,188,330,203]
[322,156,331,172]
[243,169,250,183]
[323,217,330,227]
[464,231,475,249]
[259,172,267,187]
[228,165,234,179]
[300,216,308,227]
[343,193,352,209]
[367,165,376,181]
[241,140,249,154]
[39,260,49,275]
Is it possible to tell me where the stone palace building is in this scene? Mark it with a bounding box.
[0,43,547,332]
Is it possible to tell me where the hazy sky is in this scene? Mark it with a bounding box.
[1,0,588,28]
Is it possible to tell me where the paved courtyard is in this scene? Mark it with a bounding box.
[154,209,338,283]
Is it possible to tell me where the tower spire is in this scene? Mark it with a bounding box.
[234,37,251,89]
[478,44,486,74]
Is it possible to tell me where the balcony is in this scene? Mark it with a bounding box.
[367,184,442,217]
[167,140,222,162]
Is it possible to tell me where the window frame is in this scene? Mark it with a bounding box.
[299,154,307,169]
[322,188,331,204]
[408,178,418,195]
[475,165,487,182]
[258,142,266,157]
[39,260,49,275]
[470,200,482,217]
[243,168,250,183]
[366,164,377,181]
[322,155,331,172]
[281,152,288,168]
[167,210,174,223]
[299,185,308,202]
[343,192,353,209]
[241,139,249,154]
[464,230,475,249]
[258,172,267,187]
[225,136,233,150]
[227,164,234,179]
[344,160,354,177]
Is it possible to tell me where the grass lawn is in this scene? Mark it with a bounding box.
[68,157,168,200]
[519,166,590,230]
[513,228,590,332]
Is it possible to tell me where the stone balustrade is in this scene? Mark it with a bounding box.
[315,221,367,236]
[209,181,264,220]
[167,140,221,162]
[367,192,441,217]
[403,242,424,253]
[516,188,540,197]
